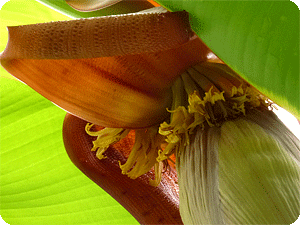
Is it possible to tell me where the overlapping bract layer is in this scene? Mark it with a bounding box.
[178,108,300,224]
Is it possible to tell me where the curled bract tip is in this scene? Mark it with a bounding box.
[1,7,211,128]
[65,0,123,11]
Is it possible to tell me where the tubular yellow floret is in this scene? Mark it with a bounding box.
[85,124,130,159]
[119,127,163,181]
[158,63,270,157]
[86,123,166,186]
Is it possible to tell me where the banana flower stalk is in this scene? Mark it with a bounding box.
[1,1,300,224]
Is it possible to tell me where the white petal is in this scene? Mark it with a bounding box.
[219,112,300,224]
[177,109,300,224]
[177,126,225,224]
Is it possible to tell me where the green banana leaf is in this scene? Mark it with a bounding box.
[155,0,299,119]
[0,78,138,225]
[0,0,299,224]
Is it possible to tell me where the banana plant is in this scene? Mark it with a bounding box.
[0,0,299,224]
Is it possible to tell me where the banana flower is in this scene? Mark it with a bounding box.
[1,0,299,224]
